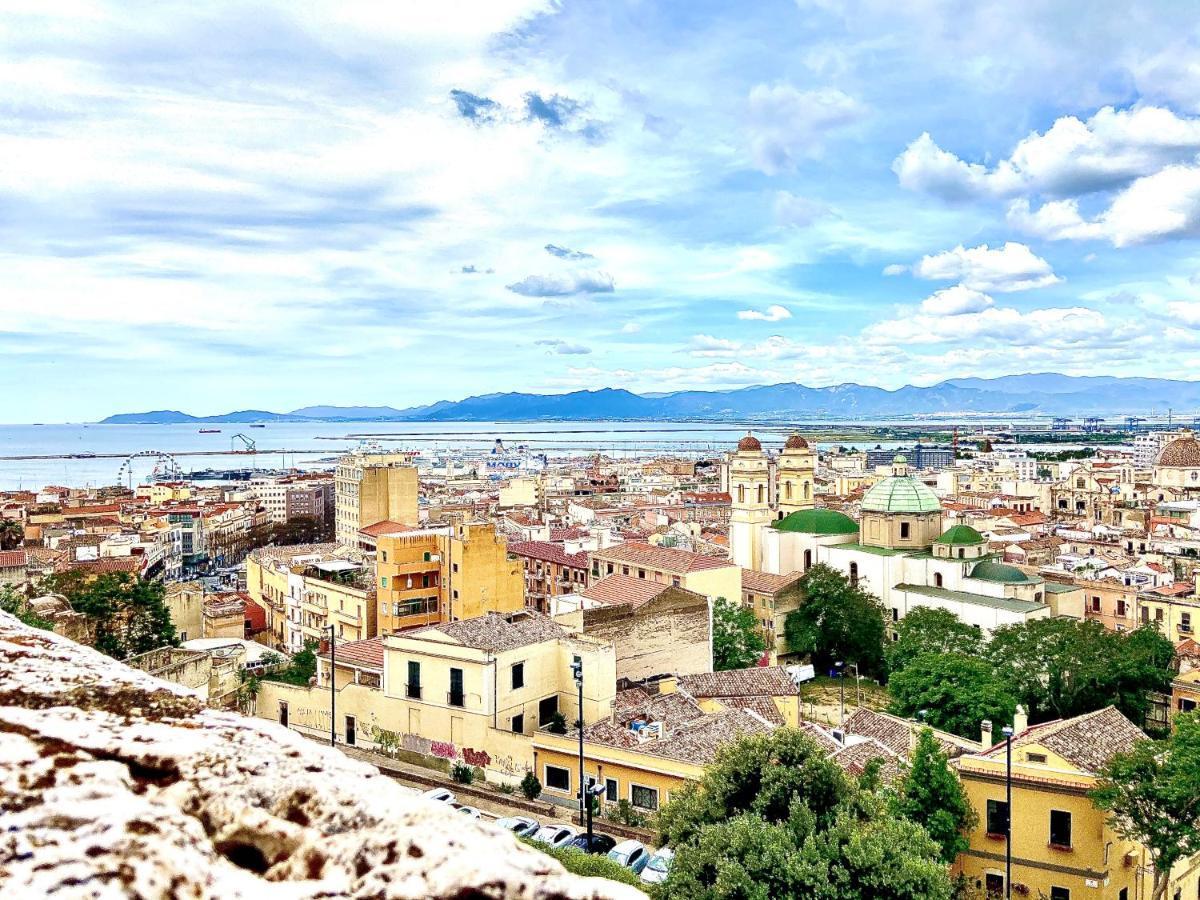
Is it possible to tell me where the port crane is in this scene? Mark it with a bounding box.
[230,434,257,453]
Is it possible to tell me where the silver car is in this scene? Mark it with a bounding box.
[530,823,578,849]
[608,839,650,875]
[421,787,456,804]
[641,847,674,884]
[495,816,540,838]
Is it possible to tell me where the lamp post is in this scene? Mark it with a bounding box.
[848,662,861,708]
[324,624,336,747]
[570,654,584,823]
[834,661,845,727]
[1002,724,1014,900]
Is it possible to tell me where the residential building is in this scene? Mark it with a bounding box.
[740,569,803,660]
[865,444,955,471]
[334,451,419,547]
[589,541,740,604]
[507,540,589,612]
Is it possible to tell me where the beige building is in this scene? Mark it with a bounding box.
[334,452,419,547]
[589,541,741,604]
[740,569,803,660]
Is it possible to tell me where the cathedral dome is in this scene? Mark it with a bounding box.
[737,433,763,452]
[1157,433,1200,468]
[772,508,858,535]
[860,475,941,514]
[784,433,809,450]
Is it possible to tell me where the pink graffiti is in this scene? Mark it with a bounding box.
[430,740,457,760]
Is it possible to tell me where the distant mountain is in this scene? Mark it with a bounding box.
[98,374,1200,424]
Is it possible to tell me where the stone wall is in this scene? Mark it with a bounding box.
[582,586,712,681]
[0,612,641,899]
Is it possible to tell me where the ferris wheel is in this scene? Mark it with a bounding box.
[115,450,184,488]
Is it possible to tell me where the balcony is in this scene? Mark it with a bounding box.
[447,691,465,708]
[406,683,422,700]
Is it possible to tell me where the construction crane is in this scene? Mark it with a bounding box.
[1083,416,1102,433]
[1125,416,1145,432]
[1052,417,1071,431]
[230,433,257,452]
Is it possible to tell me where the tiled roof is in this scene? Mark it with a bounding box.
[677,666,799,699]
[593,541,732,573]
[320,636,385,671]
[61,556,143,575]
[740,570,802,595]
[799,720,843,754]
[359,520,418,537]
[843,707,976,759]
[579,575,671,608]
[979,706,1144,773]
[720,696,785,725]
[507,540,589,568]
[0,550,27,569]
[1176,637,1200,659]
[831,738,905,782]
[418,610,568,652]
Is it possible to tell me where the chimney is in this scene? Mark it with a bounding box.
[981,719,993,747]
[1013,705,1028,734]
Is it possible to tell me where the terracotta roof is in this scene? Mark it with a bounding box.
[1176,637,1200,659]
[579,574,672,608]
[0,550,27,569]
[843,707,976,759]
[799,720,843,754]
[740,569,801,595]
[677,666,799,699]
[418,610,567,652]
[1157,433,1200,468]
[737,433,762,452]
[831,738,905,782]
[593,541,732,573]
[549,527,586,541]
[1149,582,1194,597]
[61,556,143,575]
[681,492,731,504]
[784,433,810,450]
[979,706,1143,773]
[506,540,589,568]
[720,696,786,725]
[359,520,418,537]
[320,636,385,671]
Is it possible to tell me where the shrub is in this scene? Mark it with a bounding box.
[450,762,474,785]
[519,839,641,887]
[547,711,568,735]
[605,798,651,828]
[520,770,542,800]
[496,782,515,795]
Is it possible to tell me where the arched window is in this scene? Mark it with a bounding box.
[803,549,812,571]
[757,485,764,504]
[934,572,943,588]
[738,484,745,503]
[849,562,858,587]
[785,481,793,499]
[803,482,810,499]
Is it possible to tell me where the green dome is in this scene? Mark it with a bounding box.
[935,524,986,545]
[970,560,1034,583]
[860,476,941,514]
[772,508,859,535]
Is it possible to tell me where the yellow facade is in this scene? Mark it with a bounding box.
[375,522,523,633]
[245,552,290,648]
[1135,594,1199,643]
[300,577,377,644]
[1173,669,1200,719]
[334,453,419,546]
[135,483,192,503]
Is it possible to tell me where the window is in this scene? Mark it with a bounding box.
[1091,596,1101,612]
[449,668,464,707]
[891,608,899,622]
[380,576,388,588]
[538,695,558,726]
[381,550,387,562]
[605,777,618,802]
[986,799,1009,836]
[279,700,289,728]
[1184,613,1193,632]
[423,551,431,562]
[452,563,459,573]
[631,784,659,811]
[179,630,188,642]
[1050,888,1070,900]
[406,661,421,699]
[803,549,812,570]
[511,714,524,734]
[544,765,570,792]
[1049,809,1072,848]
[1117,600,1127,617]
[1181,698,1197,713]
[900,522,910,539]
[1156,608,1164,622]
[1026,752,1047,764]
[512,662,525,690]
[985,873,1004,898]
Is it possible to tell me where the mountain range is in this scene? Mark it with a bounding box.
[97,374,1200,424]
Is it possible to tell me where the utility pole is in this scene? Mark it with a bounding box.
[834,660,845,727]
[570,654,584,823]
[1003,724,1014,899]
[325,624,336,746]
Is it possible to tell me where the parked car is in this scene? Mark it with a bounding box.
[640,847,674,885]
[608,840,650,875]
[495,816,540,838]
[421,787,456,804]
[454,805,482,819]
[530,823,578,849]
[569,833,617,855]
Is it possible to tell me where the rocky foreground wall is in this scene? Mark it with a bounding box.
[0,612,642,899]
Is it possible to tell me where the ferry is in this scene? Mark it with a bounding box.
[198,428,221,433]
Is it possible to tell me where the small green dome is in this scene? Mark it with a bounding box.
[970,560,1034,583]
[935,524,986,545]
[772,508,859,535]
[860,476,941,514]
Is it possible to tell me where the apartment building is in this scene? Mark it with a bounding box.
[507,540,589,612]
[588,541,741,603]
[334,452,419,547]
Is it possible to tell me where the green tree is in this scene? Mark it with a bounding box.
[0,518,23,550]
[895,728,977,863]
[888,652,1017,740]
[265,640,318,685]
[712,595,767,671]
[0,585,53,630]
[885,607,983,676]
[784,564,886,676]
[42,571,176,660]
[1090,713,1200,900]
[519,770,542,800]
[987,618,1173,725]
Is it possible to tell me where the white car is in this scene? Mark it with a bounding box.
[422,787,456,804]
[641,847,674,885]
[530,823,578,849]
[495,816,540,838]
[455,805,482,819]
[608,840,650,875]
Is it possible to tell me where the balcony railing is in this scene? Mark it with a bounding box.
[406,683,422,699]
[448,691,465,708]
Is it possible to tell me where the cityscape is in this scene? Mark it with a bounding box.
[4,2,1200,900]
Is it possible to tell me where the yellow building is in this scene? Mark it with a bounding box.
[165,581,204,644]
[740,569,803,660]
[135,482,192,503]
[955,706,1200,900]
[202,593,246,639]
[255,609,615,785]
[298,561,377,644]
[334,451,419,547]
[375,521,524,634]
[1172,667,1200,718]
[589,541,741,604]
[1136,593,1200,644]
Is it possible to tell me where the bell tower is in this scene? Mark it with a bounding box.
[777,433,815,517]
[729,433,771,569]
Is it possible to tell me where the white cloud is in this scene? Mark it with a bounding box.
[620,321,642,333]
[737,304,792,322]
[506,269,615,296]
[919,285,994,316]
[912,242,1060,292]
[773,191,831,227]
[864,304,1114,347]
[882,263,908,276]
[747,84,864,174]
[1168,301,1200,327]
[534,338,592,355]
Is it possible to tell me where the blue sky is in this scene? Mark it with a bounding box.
[5,0,1200,421]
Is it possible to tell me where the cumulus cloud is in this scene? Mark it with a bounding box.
[773,191,831,227]
[912,242,1060,292]
[918,285,994,316]
[544,243,594,260]
[535,338,592,355]
[737,304,792,322]
[864,305,1114,347]
[747,84,864,174]
[505,270,615,296]
[882,263,908,276]
[450,89,500,123]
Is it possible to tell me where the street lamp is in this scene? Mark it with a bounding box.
[848,662,861,708]
[1002,724,1014,900]
[585,781,606,844]
[324,624,336,747]
[570,654,584,823]
[833,661,845,727]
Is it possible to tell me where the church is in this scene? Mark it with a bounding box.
[729,435,1056,636]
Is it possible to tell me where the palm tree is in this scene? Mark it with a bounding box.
[0,519,24,551]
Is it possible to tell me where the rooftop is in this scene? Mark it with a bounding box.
[970,559,1040,584]
[415,610,568,652]
[976,706,1144,773]
[860,476,941,515]
[677,665,800,698]
[321,635,385,671]
[771,507,859,535]
[740,569,803,595]
[579,574,674,608]
[592,541,733,573]
[934,524,986,545]
[506,540,590,568]
[895,583,1047,615]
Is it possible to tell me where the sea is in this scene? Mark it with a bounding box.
[0,420,1116,491]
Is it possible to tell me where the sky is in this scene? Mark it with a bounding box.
[5,0,1200,421]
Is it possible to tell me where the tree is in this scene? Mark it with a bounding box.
[0,518,23,550]
[987,619,1173,725]
[895,728,977,864]
[657,728,952,900]
[42,571,176,660]
[784,564,886,676]
[712,595,766,671]
[885,607,983,676]
[0,585,53,630]
[265,640,317,685]
[889,653,1017,740]
[519,770,542,800]
[1090,713,1200,900]
[546,710,568,735]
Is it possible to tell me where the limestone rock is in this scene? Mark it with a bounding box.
[0,613,643,899]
